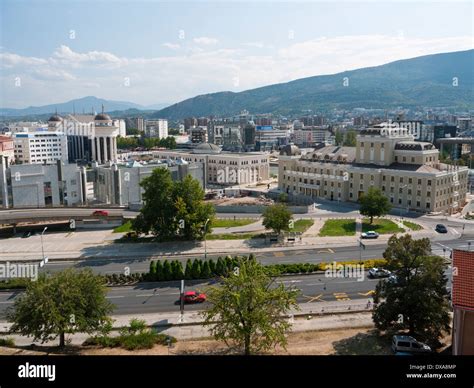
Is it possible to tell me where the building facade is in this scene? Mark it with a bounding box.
[0,136,14,164]
[118,143,270,186]
[145,119,168,138]
[278,124,469,214]
[13,131,68,165]
[0,160,85,208]
[94,160,205,206]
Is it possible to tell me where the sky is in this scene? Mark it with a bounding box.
[1,0,473,108]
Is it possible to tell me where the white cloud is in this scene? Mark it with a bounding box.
[193,37,219,45]
[162,43,180,50]
[243,42,265,49]
[1,35,472,108]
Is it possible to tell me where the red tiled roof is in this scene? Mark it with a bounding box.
[452,249,474,310]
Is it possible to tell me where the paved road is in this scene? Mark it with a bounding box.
[0,269,452,318]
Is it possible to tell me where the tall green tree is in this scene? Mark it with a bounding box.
[172,261,184,280]
[162,260,173,281]
[184,259,193,280]
[201,257,299,355]
[191,259,201,279]
[343,130,357,146]
[372,235,451,347]
[335,131,344,146]
[132,168,175,238]
[7,269,113,347]
[155,260,164,282]
[359,187,392,224]
[133,169,214,240]
[262,203,293,235]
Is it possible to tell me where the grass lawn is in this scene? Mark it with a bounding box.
[362,218,405,234]
[290,219,314,233]
[211,218,256,228]
[319,219,357,236]
[113,221,133,233]
[401,220,423,231]
[206,233,264,240]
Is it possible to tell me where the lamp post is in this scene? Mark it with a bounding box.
[40,226,48,267]
[203,218,210,261]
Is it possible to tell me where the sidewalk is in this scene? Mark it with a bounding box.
[0,300,374,346]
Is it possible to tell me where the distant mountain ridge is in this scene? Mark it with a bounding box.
[0,96,170,117]
[153,49,474,119]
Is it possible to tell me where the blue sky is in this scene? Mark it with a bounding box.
[1,0,473,108]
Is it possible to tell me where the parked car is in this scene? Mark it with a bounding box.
[92,210,109,217]
[361,231,379,239]
[435,224,448,233]
[368,267,391,279]
[180,291,206,304]
[391,335,431,354]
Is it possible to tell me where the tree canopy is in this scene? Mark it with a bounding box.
[359,187,392,223]
[201,256,299,355]
[372,234,451,347]
[132,168,215,240]
[262,203,293,235]
[7,269,113,347]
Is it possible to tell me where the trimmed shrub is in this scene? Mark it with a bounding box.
[208,259,216,276]
[191,259,201,279]
[184,259,193,280]
[149,261,157,280]
[172,261,184,280]
[163,260,173,281]
[155,261,164,281]
[201,261,211,279]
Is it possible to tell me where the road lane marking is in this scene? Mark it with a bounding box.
[281,280,302,284]
[273,252,285,257]
[317,248,335,253]
[302,293,325,303]
[334,292,350,301]
[106,296,125,299]
[136,294,156,297]
[358,290,375,296]
[0,301,14,304]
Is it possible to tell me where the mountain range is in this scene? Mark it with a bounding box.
[1,49,473,120]
[0,96,169,117]
[153,49,474,119]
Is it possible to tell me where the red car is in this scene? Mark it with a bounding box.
[92,210,109,217]
[181,291,206,304]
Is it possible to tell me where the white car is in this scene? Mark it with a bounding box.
[361,231,379,239]
[368,267,391,279]
[392,335,431,354]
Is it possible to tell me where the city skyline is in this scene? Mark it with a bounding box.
[1,0,473,108]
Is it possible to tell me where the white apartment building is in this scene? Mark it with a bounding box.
[13,131,68,165]
[145,119,168,138]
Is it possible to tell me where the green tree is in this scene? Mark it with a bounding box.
[172,261,184,280]
[132,168,176,238]
[133,169,214,241]
[191,259,201,279]
[335,130,344,146]
[7,269,113,347]
[359,187,392,224]
[155,260,164,281]
[149,261,157,281]
[216,257,226,276]
[343,130,357,146]
[201,261,211,279]
[201,257,299,355]
[162,260,173,281]
[208,259,216,275]
[184,259,193,280]
[262,203,293,235]
[373,235,451,347]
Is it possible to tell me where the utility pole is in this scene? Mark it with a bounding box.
[203,218,210,261]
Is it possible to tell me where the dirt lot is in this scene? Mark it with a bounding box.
[0,328,452,356]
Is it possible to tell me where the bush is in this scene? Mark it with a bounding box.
[191,259,201,279]
[0,337,15,347]
[185,259,193,280]
[201,261,211,279]
[156,261,164,281]
[172,261,184,280]
[163,260,173,281]
[208,259,216,275]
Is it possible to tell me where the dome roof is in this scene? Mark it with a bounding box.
[94,113,112,121]
[192,143,221,154]
[279,144,301,156]
[48,114,63,122]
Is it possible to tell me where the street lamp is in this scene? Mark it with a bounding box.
[40,226,48,267]
[203,218,210,260]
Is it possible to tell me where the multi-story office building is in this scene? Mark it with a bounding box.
[145,119,168,138]
[13,131,68,165]
[255,126,290,151]
[278,124,469,214]
[190,127,208,143]
[291,127,332,147]
[93,159,205,207]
